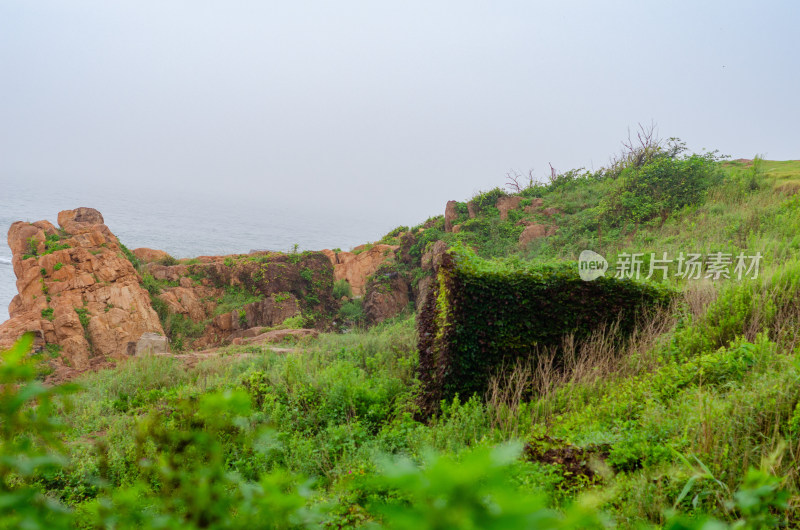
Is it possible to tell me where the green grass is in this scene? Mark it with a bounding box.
[7,153,800,528]
[212,285,264,316]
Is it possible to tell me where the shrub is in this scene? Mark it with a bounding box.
[158,254,179,266]
[213,286,263,316]
[0,334,77,527]
[601,153,721,226]
[339,299,365,325]
[417,245,673,413]
[333,279,353,300]
[470,187,507,213]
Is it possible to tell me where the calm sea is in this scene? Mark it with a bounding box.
[0,179,406,321]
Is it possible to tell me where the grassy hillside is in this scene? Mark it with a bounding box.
[4,149,800,528]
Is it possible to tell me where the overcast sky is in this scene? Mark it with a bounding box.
[1,1,798,225]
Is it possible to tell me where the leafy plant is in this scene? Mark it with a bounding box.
[0,334,77,528]
[333,279,353,300]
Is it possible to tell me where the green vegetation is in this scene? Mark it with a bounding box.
[213,285,264,316]
[333,279,353,299]
[41,307,54,321]
[23,233,71,260]
[7,136,800,526]
[417,245,673,410]
[119,242,141,269]
[338,298,365,326]
[157,254,179,266]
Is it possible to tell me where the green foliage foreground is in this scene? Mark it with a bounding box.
[1,294,797,529]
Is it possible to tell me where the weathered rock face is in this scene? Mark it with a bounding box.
[496,196,523,220]
[0,208,165,371]
[155,251,335,349]
[135,332,169,356]
[416,239,448,309]
[363,270,411,324]
[205,293,301,344]
[57,207,105,234]
[519,224,557,247]
[444,200,458,232]
[421,240,448,272]
[322,244,399,297]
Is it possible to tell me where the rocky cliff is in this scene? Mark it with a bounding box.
[0,207,348,374]
[0,208,163,371]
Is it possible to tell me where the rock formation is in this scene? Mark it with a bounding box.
[132,247,171,264]
[0,208,339,373]
[523,198,545,214]
[519,224,557,247]
[363,269,411,324]
[322,244,399,297]
[444,200,458,232]
[148,251,336,349]
[0,208,164,371]
[496,196,523,220]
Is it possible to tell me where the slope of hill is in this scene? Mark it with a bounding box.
[3,147,800,528]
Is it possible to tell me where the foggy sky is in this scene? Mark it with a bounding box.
[1,0,798,227]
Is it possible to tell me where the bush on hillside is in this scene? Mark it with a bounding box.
[600,153,722,227]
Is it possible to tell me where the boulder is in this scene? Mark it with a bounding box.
[519,224,557,247]
[146,263,189,282]
[134,332,169,356]
[235,328,319,345]
[421,240,448,271]
[496,196,523,220]
[57,207,105,234]
[542,207,562,217]
[133,247,171,263]
[363,272,411,324]
[444,200,458,232]
[467,201,478,219]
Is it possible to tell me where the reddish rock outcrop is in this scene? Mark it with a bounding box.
[0,208,164,370]
[542,207,562,217]
[524,198,545,214]
[444,200,458,232]
[496,196,523,220]
[133,247,171,264]
[519,224,557,247]
[167,252,335,348]
[206,293,300,342]
[322,244,399,297]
